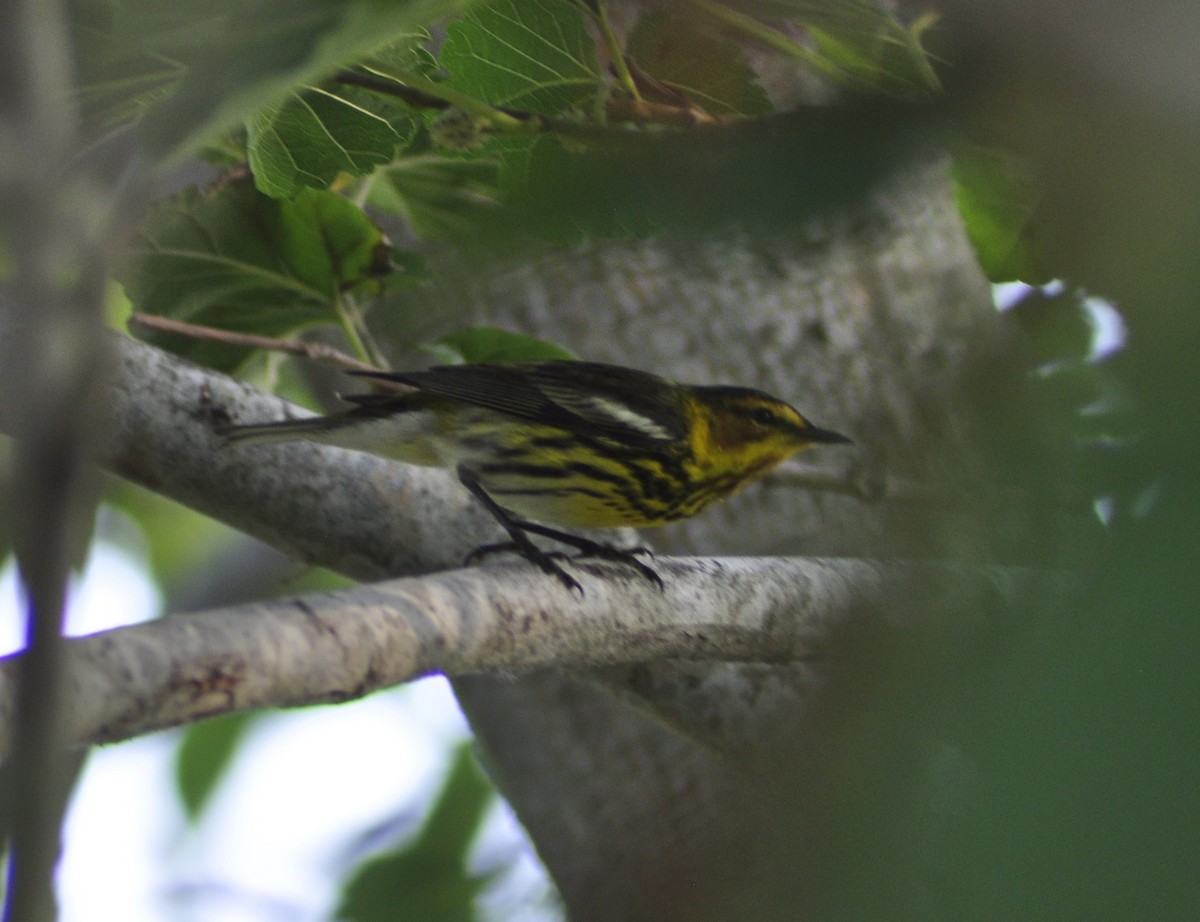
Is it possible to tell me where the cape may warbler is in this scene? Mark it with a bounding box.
[221,360,851,591]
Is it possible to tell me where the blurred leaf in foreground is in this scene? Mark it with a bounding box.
[175,712,255,822]
[337,744,497,922]
[952,142,1046,283]
[625,9,772,117]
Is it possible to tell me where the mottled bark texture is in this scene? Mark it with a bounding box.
[0,557,1030,757]
[399,157,1024,920]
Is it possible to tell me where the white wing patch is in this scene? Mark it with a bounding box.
[579,395,676,441]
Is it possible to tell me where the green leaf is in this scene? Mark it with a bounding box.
[795,1,940,96]
[952,143,1046,283]
[424,328,576,364]
[369,127,555,242]
[175,712,255,821]
[440,0,601,113]
[462,131,552,207]
[70,0,193,142]
[1004,287,1094,367]
[369,154,503,240]
[626,10,772,116]
[106,479,240,588]
[119,178,391,371]
[337,744,496,922]
[475,99,927,244]
[71,0,464,160]
[247,34,436,198]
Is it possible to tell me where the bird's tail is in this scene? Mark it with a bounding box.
[216,414,352,446]
[216,393,435,461]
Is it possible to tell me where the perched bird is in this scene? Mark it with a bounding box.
[220,360,852,592]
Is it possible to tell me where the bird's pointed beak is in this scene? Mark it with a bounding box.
[805,425,854,445]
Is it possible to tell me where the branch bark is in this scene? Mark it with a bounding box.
[393,157,1026,919]
[0,122,1026,922]
[3,151,1015,920]
[0,556,1031,760]
[82,328,504,580]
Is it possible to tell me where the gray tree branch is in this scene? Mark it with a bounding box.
[94,329,503,581]
[0,556,1029,760]
[3,153,1011,918]
[403,159,1020,918]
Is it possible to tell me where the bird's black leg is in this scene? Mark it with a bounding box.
[513,521,664,591]
[457,466,583,593]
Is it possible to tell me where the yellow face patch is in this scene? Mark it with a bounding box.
[707,399,807,454]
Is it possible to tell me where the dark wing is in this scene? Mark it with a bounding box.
[527,362,688,443]
[350,361,688,446]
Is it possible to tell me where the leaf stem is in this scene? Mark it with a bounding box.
[575,1,641,102]
[334,291,388,368]
[902,11,943,93]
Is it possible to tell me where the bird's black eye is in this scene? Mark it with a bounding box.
[750,407,775,427]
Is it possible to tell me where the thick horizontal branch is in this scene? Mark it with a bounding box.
[53,329,505,580]
[0,556,1029,758]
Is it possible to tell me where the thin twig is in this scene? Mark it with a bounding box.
[335,70,451,111]
[128,312,386,375]
[354,65,527,129]
[334,68,741,139]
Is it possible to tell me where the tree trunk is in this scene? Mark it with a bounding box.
[402,156,1022,919]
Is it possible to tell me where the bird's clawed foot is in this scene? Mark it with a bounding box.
[465,540,582,594]
[465,532,662,593]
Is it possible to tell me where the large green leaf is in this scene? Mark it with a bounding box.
[247,34,436,198]
[440,0,601,113]
[337,744,497,922]
[626,10,772,117]
[119,178,390,370]
[71,0,195,142]
[369,154,504,240]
